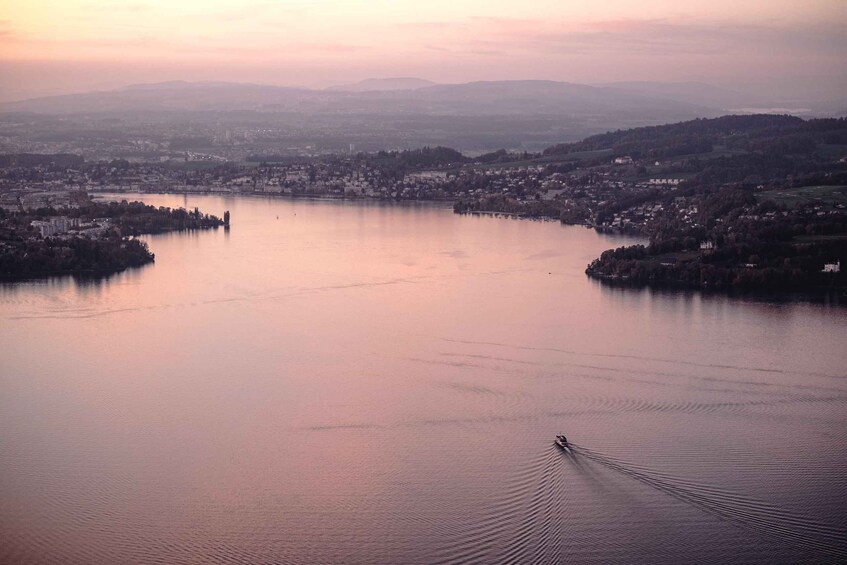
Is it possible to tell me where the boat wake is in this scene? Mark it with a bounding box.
[431,449,567,564]
[568,443,847,560]
[432,442,846,564]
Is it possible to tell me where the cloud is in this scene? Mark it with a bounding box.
[424,44,504,57]
[3,7,844,93]
[428,17,847,59]
[187,1,329,23]
[81,3,152,14]
[397,21,468,30]
[1,34,156,50]
[193,3,277,22]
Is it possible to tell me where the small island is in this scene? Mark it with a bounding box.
[0,197,226,280]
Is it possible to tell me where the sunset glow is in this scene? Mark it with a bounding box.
[1,0,846,99]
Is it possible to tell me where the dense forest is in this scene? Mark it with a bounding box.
[364,146,468,178]
[73,200,224,234]
[542,115,846,160]
[0,236,153,280]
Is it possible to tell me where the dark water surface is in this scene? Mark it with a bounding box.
[2,195,846,563]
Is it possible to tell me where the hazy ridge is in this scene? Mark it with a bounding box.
[0,79,718,117]
[1,79,842,155]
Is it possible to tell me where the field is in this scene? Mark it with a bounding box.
[815,144,847,160]
[761,185,847,207]
[475,148,614,170]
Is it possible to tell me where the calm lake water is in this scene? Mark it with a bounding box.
[1,194,846,563]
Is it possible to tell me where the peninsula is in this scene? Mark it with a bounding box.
[0,198,225,280]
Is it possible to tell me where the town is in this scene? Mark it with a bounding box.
[2,114,846,291]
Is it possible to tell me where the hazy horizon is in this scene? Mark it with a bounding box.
[1,0,845,103]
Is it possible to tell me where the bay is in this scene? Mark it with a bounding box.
[1,194,846,563]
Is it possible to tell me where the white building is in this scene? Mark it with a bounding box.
[649,178,683,186]
[405,171,448,182]
[30,216,78,237]
[822,261,841,273]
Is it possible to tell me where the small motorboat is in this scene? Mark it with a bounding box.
[555,435,570,450]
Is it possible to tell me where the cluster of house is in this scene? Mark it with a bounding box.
[71,163,448,199]
[612,156,684,186]
[30,216,110,238]
[30,216,79,237]
[648,178,683,186]
[605,203,668,230]
[0,189,77,212]
[822,261,841,273]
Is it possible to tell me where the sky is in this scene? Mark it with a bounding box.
[0,0,845,101]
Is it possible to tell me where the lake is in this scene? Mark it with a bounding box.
[1,194,846,563]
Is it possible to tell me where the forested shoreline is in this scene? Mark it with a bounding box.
[0,200,225,280]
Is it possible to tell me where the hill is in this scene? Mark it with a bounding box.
[543,114,813,159]
[326,78,437,92]
[0,80,726,153]
[1,79,712,118]
[597,81,759,111]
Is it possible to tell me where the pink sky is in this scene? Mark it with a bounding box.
[0,0,845,101]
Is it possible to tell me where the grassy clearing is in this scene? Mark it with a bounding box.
[793,233,847,243]
[816,144,847,160]
[475,149,613,170]
[678,145,750,161]
[761,185,847,207]
[164,161,225,171]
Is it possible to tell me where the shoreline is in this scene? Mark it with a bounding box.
[91,188,456,206]
[585,268,847,304]
[0,263,151,283]
[89,192,844,304]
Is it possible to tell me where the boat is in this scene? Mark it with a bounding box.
[555,435,570,450]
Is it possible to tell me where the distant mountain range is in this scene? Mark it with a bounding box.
[595,81,761,112]
[2,79,839,119]
[3,79,840,153]
[326,77,437,92]
[0,79,716,118]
